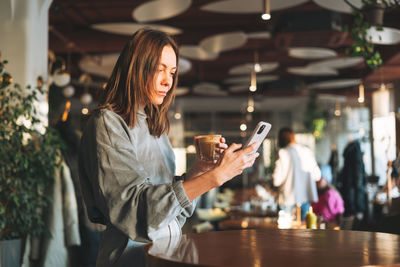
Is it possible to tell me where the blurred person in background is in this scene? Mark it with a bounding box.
[337,140,367,221]
[311,178,344,225]
[272,128,321,220]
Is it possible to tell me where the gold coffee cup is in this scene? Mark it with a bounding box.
[196,134,222,161]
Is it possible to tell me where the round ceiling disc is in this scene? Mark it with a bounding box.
[201,0,308,14]
[312,0,362,14]
[366,26,400,45]
[246,31,271,39]
[178,57,191,75]
[224,74,279,84]
[287,66,338,76]
[192,82,228,96]
[199,31,247,54]
[132,0,192,22]
[310,57,364,69]
[229,62,279,75]
[91,22,182,36]
[179,45,219,60]
[288,47,337,59]
[308,79,362,90]
[79,53,119,78]
[175,87,190,96]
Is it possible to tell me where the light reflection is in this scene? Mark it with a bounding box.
[186,145,196,154]
[247,105,254,113]
[261,13,271,20]
[363,248,369,265]
[174,112,181,119]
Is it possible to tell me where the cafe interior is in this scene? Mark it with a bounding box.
[1,0,400,266]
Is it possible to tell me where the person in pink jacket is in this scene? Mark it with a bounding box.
[312,178,345,223]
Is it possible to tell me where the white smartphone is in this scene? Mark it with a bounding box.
[243,121,272,153]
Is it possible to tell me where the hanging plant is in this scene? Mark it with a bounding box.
[344,0,397,70]
[304,92,327,139]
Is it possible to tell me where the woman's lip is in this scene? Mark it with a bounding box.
[158,92,167,96]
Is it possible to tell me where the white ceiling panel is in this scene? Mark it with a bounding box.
[193,82,228,96]
[229,62,279,75]
[366,26,400,45]
[310,57,364,69]
[199,32,248,54]
[91,22,182,36]
[308,79,362,90]
[224,74,279,84]
[288,47,337,59]
[179,45,219,60]
[201,0,308,14]
[287,66,338,76]
[132,0,192,22]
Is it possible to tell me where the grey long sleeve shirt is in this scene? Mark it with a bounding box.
[78,109,196,266]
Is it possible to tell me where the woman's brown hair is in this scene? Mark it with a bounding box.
[97,28,179,137]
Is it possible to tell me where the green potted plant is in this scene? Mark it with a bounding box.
[344,0,397,69]
[304,92,327,139]
[0,59,64,266]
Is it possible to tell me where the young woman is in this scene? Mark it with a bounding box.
[78,28,259,267]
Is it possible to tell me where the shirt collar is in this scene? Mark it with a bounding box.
[137,108,147,119]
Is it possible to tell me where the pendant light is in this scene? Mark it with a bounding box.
[261,0,271,20]
[249,71,257,92]
[358,83,364,103]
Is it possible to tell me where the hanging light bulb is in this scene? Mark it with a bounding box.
[62,85,75,98]
[53,69,70,87]
[186,145,196,154]
[80,92,93,105]
[174,112,182,119]
[249,71,257,92]
[334,102,341,116]
[240,123,247,131]
[52,56,71,87]
[358,83,364,103]
[254,63,262,73]
[247,96,254,113]
[254,51,262,73]
[261,0,271,20]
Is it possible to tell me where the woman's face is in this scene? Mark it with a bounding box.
[150,45,177,105]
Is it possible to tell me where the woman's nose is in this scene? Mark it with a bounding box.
[161,71,172,87]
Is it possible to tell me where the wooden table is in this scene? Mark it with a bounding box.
[219,217,279,230]
[145,229,400,267]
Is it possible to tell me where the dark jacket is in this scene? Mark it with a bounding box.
[337,141,367,216]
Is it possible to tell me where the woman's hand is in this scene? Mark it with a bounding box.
[182,141,259,201]
[212,142,260,186]
[186,137,227,180]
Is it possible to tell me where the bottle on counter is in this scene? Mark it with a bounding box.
[317,216,326,229]
[305,206,317,229]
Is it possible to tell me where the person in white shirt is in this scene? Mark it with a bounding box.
[272,128,321,220]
